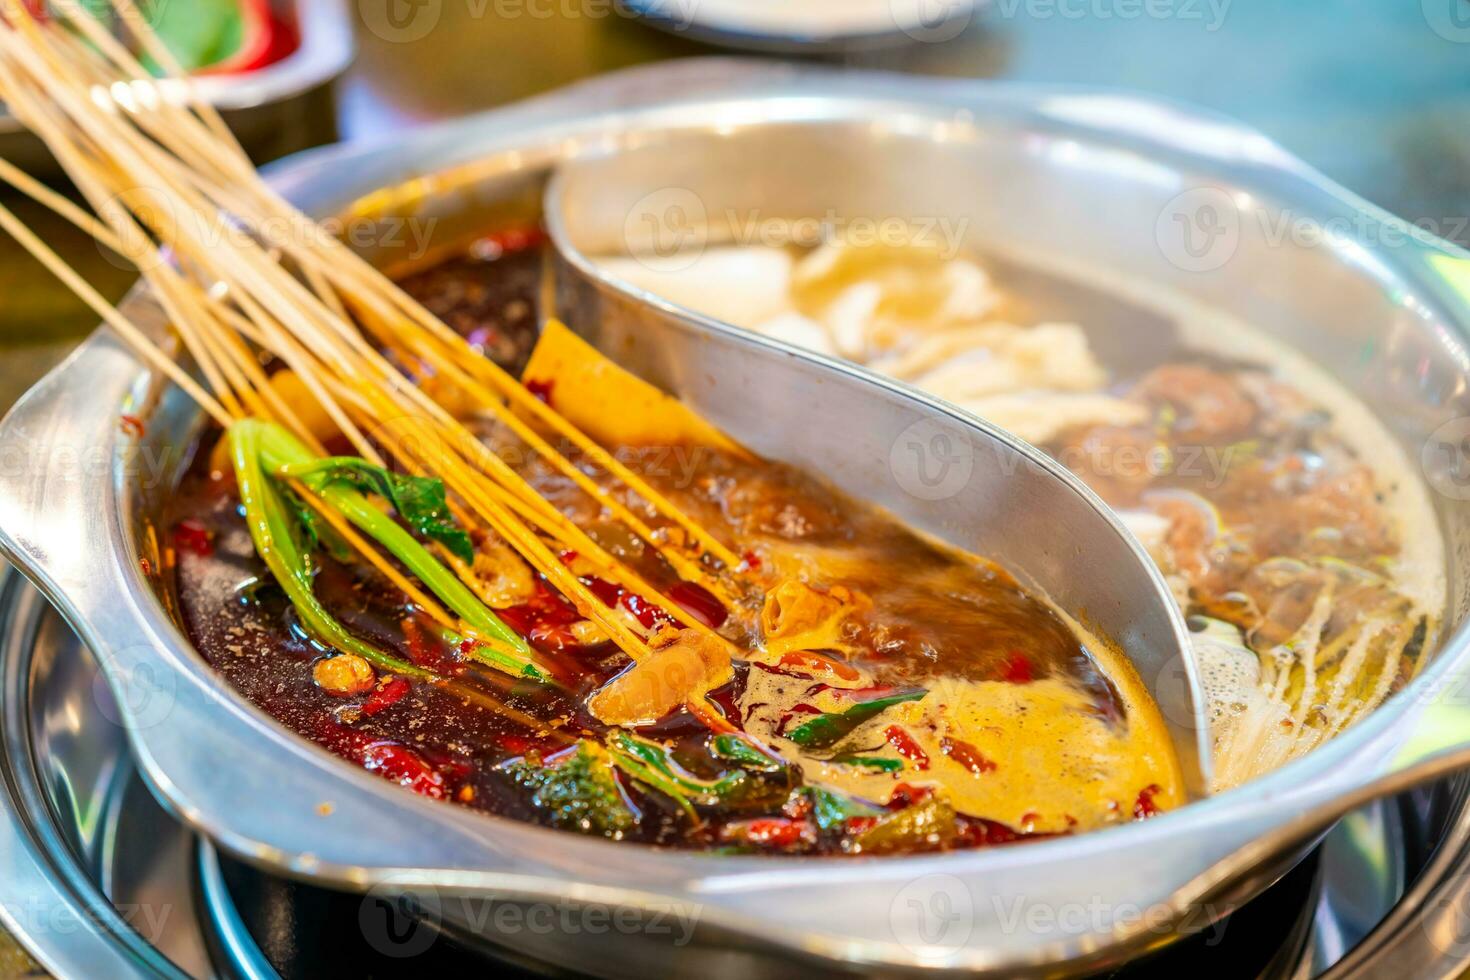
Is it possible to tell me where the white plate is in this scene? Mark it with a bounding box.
[621,0,980,51]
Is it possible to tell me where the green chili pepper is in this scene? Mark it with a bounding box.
[785,689,927,749]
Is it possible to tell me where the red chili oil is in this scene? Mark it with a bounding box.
[166,228,1146,856]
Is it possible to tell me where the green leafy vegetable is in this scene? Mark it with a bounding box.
[801,786,883,832]
[604,730,797,818]
[785,688,927,749]
[230,419,540,681]
[832,755,904,773]
[278,483,351,565]
[503,742,636,838]
[229,420,425,677]
[276,456,473,564]
[605,730,723,819]
[709,734,785,773]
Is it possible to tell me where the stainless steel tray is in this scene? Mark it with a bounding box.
[5,61,1470,977]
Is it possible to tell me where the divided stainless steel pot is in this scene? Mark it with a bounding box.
[4,61,1470,976]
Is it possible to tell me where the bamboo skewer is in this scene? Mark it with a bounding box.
[0,5,750,686]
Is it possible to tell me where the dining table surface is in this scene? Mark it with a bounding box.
[0,0,1468,974]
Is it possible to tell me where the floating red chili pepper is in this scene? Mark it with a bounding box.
[172,518,214,557]
[524,378,555,406]
[886,783,932,810]
[119,414,146,438]
[774,702,821,737]
[706,681,744,726]
[884,726,930,770]
[361,677,411,717]
[1000,652,1035,684]
[578,575,620,608]
[361,742,447,799]
[495,733,531,756]
[316,721,446,800]
[777,651,861,682]
[1134,784,1163,820]
[955,815,1026,847]
[941,736,997,775]
[417,745,475,784]
[736,818,805,848]
[400,617,460,675]
[473,226,549,257]
[498,580,581,635]
[667,581,727,628]
[619,591,673,630]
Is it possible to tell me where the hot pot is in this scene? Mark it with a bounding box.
[3,62,1470,977]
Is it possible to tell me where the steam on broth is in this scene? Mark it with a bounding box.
[598,238,1444,790]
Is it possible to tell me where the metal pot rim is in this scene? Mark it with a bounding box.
[4,61,1470,975]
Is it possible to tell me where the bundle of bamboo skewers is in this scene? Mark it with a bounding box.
[0,1,748,727]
